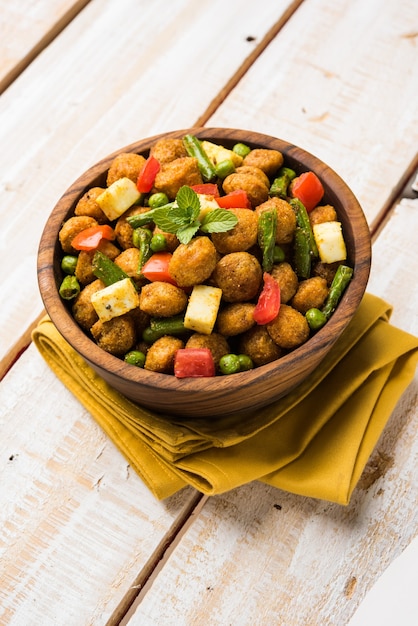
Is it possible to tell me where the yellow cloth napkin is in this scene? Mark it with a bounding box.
[32,293,418,504]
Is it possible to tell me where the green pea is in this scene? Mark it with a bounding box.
[215,159,235,179]
[124,350,146,367]
[273,245,286,263]
[150,233,167,252]
[232,142,251,158]
[148,192,169,208]
[59,275,80,300]
[219,354,241,375]
[306,308,327,331]
[61,255,78,275]
[237,354,254,372]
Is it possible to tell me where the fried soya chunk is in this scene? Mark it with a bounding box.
[75,240,120,286]
[74,187,108,224]
[114,247,148,287]
[90,312,137,356]
[106,152,147,186]
[114,206,152,250]
[270,262,299,304]
[185,333,230,371]
[211,208,258,254]
[150,138,188,164]
[291,276,329,314]
[216,302,256,336]
[309,204,338,228]
[72,279,105,331]
[267,304,310,350]
[243,148,284,178]
[312,260,341,287]
[144,336,184,373]
[139,281,188,317]
[153,156,202,200]
[222,170,269,208]
[169,236,218,287]
[59,216,98,254]
[238,325,282,367]
[256,197,297,245]
[212,252,262,302]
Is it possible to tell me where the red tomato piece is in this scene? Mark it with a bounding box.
[290,171,324,212]
[253,272,281,325]
[71,224,115,251]
[190,183,220,197]
[141,252,177,284]
[137,155,161,193]
[216,189,252,209]
[174,348,216,378]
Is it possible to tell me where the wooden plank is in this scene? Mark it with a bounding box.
[0,0,91,93]
[121,199,418,625]
[0,0,294,373]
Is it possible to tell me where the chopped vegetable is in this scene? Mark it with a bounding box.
[184,284,222,334]
[258,209,277,272]
[290,171,324,212]
[71,224,115,251]
[142,315,186,343]
[253,272,281,325]
[136,155,160,193]
[132,227,153,271]
[124,350,146,367]
[214,159,236,179]
[61,255,78,275]
[291,198,318,278]
[141,252,177,284]
[59,275,80,300]
[321,264,353,318]
[92,250,130,286]
[305,308,328,331]
[91,277,140,322]
[190,183,220,196]
[270,167,297,199]
[182,134,217,182]
[200,140,243,168]
[232,142,251,158]
[96,177,141,221]
[313,221,347,263]
[216,189,251,209]
[174,348,215,378]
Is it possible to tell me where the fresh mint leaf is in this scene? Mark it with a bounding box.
[150,207,182,233]
[176,221,200,244]
[176,186,201,214]
[200,208,238,233]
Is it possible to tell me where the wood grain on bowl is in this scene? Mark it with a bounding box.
[37,128,371,417]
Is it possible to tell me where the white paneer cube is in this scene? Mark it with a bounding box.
[313,221,347,264]
[96,177,141,221]
[184,285,222,335]
[197,194,222,220]
[90,278,139,322]
[201,140,243,167]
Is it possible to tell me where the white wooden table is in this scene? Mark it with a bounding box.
[1,1,417,624]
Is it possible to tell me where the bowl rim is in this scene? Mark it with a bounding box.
[37,127,371,397]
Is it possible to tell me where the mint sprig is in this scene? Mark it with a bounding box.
[149,185,238,244]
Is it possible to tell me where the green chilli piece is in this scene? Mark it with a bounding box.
[258,209,278,272]
[132,227,153,272]
[215,159,235,179]
[142,315,186,343]
[59,275,80,300]
[290,198,318,279]
[182,134,217,182]
[92,250,130,286]
[305,308,327,331]
[270,167,296,199]
[321,265,354,318]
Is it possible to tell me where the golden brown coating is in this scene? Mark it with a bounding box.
[114,206,151,250]
[216,302,256,336]
[129,307,150,336]
[222,171,269,208]
[153,157,202,200]
[106,152,146,186]
[139,281,188,317]
[312,260,340,286]
[309,204,338,227]
[74,187,108,224]
[168,236,218,287]
[235,165,271,188]
[150,138,188,164]
[267,304,310,350]
[256,197,297,245]
[212,252,262,302]
[243,148,284,178]
[238,325,282,366]
[211,208,258,254]
[75,240,120,285]
[91,313,137,356]
[291,276,329,314]
[72,279,105,331]
[270,262,299,304]
[114,247,147,286]
[144,336,184,373]
[59,216,98,254]
[185,333,230,370]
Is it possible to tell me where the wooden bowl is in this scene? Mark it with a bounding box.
[37,128,371,417]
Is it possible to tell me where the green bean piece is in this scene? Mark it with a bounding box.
[306,308,327,331]
[215,159,235,179]
[232,142,251,158]
[290,198,319,259]
[148,192,169,208]
[258,209,278,272]
[294,227,311,279]
[182,134,217,182]
[92,250,130,286]
[61,255,78,275]
[321,265,354,319]
[219,354,241,375]
[143,315,187,343]
[132,227,153,271]
[273,245,286,264]
[59,275,80,300]
[150,233,167,252]
[270,173,290,199]
[237,354,254,372]
[124,350,146,367]
[126,204,173,229]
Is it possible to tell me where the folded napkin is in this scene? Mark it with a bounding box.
[32,293,418,504]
